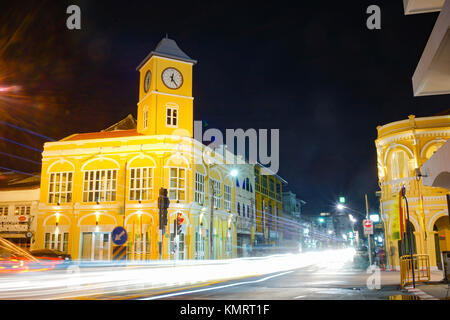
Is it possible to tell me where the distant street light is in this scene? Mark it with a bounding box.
[230,169,238,177]
[337,204,345,211]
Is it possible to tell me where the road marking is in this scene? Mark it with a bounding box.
[140,271,294,300]
[293,295,305,299]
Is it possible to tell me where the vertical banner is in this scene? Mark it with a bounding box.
[447,194,450,225]
[390,193,401,241]
[418,195,427,240]
[399,190,405,240]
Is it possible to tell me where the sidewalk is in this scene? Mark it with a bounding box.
[404,271,450,300]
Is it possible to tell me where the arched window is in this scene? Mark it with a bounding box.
[143,106,149,130]
[425,144,444,160]
[390,150,409,180]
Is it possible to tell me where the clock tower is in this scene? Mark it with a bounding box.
[136,37,197,137]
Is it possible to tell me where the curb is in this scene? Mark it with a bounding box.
[404,286,439,300]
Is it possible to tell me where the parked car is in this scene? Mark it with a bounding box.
[29,249,72,269]
[0,237,60,274]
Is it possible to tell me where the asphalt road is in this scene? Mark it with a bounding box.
[0,249,425,300]
[137,263,409,300]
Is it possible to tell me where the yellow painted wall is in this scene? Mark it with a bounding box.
[376,114,450,269]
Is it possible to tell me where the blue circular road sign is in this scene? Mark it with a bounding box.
[112,226,128,246]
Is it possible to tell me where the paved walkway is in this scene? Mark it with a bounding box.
[404,271,449,300]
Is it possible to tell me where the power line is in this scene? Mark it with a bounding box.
[0,120,55,141]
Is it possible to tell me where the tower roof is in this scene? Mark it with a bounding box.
[137,37,197,70]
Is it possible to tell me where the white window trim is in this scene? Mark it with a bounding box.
[129,167,154,201]
[44,231,69,252]
[143,106,149,130]
[224,184,232,210]
[48,171,73,204]
[82,169,118,203]
[14,205,31,216]
[166,104,179,128]
[210,178,222,209]
[195,173,205,205]
[168,167,186,201]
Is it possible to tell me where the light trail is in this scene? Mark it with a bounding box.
[0,166,39,177]
[0,248,356,300]
[0,137,43,152]
[0,151,41,165]
[0,120,55,141]
[141,271,295,300]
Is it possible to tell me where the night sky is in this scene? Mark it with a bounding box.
[1,0,449,217]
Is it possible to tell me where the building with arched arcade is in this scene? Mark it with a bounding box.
[33,38,242,261]
[375,114,450,270]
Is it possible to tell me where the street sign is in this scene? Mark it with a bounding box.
[111,226,128,246]
[363,219,373,235]
[112,246,127,261]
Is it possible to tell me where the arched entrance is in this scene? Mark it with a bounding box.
[433,216,450,270]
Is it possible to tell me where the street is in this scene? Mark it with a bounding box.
[0,249,423,300]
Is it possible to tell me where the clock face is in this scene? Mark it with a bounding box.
[144,70,151,93]
[161,67,183,89]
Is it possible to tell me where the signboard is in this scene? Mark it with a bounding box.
[111,226,128,246]
[363,219,373,235]
[0,216,29,232]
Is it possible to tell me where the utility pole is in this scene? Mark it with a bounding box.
[158,188,169,260]
[365,194,372,266]
[210,180,214,260]
[402,186,416,288]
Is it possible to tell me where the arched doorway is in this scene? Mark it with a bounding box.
[433,216,450,270]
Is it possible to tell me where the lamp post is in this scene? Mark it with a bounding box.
[202,150,216,260]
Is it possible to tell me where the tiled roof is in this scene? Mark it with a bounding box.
[137,37,197,70]
[63,129,142,141]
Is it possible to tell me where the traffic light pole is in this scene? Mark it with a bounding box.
[365,194,372,266]
[210,181,214,260]
[403,189,416,288]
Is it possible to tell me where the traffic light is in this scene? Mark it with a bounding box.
[176,212,184,235]
[339,197,346,204]
[158,188,170,233]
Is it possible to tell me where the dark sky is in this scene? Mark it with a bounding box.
[0,0,449,217]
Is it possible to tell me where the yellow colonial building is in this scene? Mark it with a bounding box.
[376,114,450,270]
[254,164,285,249]
[33,38,239,261]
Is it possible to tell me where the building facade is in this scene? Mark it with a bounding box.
[234,161,256,257]
[254,164,285,251]
[375,114,450,270]
[280,190,305,252]
[0,172,40,250]
[33,38,240,261]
